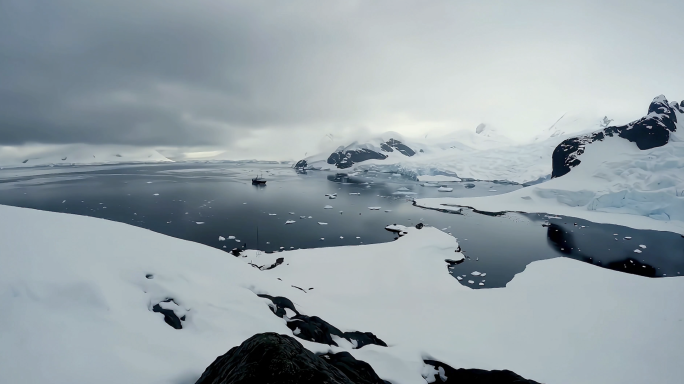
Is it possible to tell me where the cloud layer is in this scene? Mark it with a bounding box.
[1,0,683,159]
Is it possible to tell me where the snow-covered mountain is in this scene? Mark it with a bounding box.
[0,144,172,168]
[295,124,580,184]
[417,95,684,234]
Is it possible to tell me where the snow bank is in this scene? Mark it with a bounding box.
[416,134,684,234]
[2,204,683,384]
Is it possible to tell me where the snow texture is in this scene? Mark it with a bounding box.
[1,204,683,384]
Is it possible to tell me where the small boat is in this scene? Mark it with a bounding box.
[251,175,267,185]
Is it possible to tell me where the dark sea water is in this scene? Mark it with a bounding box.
[0,162,682,288]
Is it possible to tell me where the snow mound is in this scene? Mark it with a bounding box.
[2,204,683,384]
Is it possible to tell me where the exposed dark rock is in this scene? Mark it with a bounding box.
[463,183,476,189]
[385,138,415,156]
[259,295,387,349]
[145,273,154,279]
[195,333,387,384]
[319,352,390,384]
[379,142,394,152]
[423,359,541,384]
[152,299,185,330]
[294,159,308,169]
[231,248,243,256]
[326,138,415,169]
[265,258,285,270]
[552,95,678,178]
[327,149,387,169]
[415,222,424,229]
[445,258,464,265]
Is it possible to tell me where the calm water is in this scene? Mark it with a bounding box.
[0,162,682,288]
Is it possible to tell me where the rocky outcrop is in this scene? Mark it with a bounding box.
[195,333,388,384]
[327,149,388,169]
[151,298,186,330]
[294,159,308,169]
[423,359,541,384]
[552,95,679,178]
[258,294,387,349]
[323,138,416,169]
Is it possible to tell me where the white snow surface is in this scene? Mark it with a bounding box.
[2,204,684,384]
[0,144,171,168]
[417,128,684,234]
[300,127,596,183]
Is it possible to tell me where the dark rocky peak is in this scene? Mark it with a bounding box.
[552,95,679,178]
[195,333,388,384]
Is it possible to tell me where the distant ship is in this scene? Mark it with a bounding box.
[251,175,267,185]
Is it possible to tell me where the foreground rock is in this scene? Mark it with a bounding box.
[258,294,387,349]
[423,359,541,384]
[194,333,388,384]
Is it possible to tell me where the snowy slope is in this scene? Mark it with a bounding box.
[0,144,172,168]
[417,97,684,233]
[2,204,684,384]
[297,125,592,184]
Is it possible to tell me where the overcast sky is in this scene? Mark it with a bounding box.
[1,0,683,160]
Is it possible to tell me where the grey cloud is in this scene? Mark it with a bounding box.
[1,0,683,151]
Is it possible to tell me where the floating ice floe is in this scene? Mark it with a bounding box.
[456,276,463,280]
[368,207,381,210]
[318,222,328,225]
[285,220,296,225]
[62,200,66,203]
[320,238,325,241]
[468,280,475,284]
[300,216,306,219]
[437,187,453,192]
[268,213,277,216]
[350,193,360,195]
[218,236,225,241]
[289,212,295,215]
[471,271,482,276]
[481,273,487,277]
[489,189,497,192]
[624,237,632,240]
[196,222,204,225]
[634,249,642,253]
[324,205,333,209]
[307,216,312,219]
[228,236,235,240]
[153,193,159,196]
[479,282,485,286]
[639,245,647,249]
